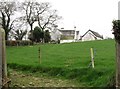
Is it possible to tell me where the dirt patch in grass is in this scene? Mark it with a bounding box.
[9,69,81,87]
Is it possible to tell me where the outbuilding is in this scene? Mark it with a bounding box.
[81,30,103,41]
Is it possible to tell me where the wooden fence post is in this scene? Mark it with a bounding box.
[38,47,41,64]
[90,48,95,68]
[117,2,120,88]
[0,28,3,88]
[116,42,120,88]
[0,28,9,88]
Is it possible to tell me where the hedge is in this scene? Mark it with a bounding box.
[6,40,33,46]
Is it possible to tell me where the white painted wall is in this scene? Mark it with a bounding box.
[50,28,80,43]
[60,39,75,43]
[82,31,95,41]
[50,29,62,41]
[82,31,103,41]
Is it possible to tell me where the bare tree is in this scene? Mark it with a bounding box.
[22,1,36,31]
[21,1,62,31]
[36,5,62,42]
[10,19,28,40]
[38,9,62,31]
[13,30,27,40]
[21,1,50,41]
[0,1,17,40]
[19,1,62,42]
[21,1,49,31]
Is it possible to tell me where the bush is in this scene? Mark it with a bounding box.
[112,20,120,43]
[6,40,33,46]
[6,40,17,46]
[44,30,51,43]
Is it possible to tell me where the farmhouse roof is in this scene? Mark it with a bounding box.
[82,30,103,39]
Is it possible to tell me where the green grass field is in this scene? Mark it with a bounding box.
[7,39,116,87]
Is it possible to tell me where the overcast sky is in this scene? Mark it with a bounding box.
[35,0,119,38]
[13,0,119,38]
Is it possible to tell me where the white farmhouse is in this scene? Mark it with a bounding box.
[50,26,80,43]
[81,30,103,41]
[50,29,62,42]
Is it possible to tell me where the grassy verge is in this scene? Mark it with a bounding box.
[8,62,115,87]
[8,68,80,87]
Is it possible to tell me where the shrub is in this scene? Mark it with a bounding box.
[6,40,17,46]
[112,20,120,43]
[6,40,33,46]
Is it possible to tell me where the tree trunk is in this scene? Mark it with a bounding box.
[5,33,8,41]
[30,24,33,31]
[116,42,120,88]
